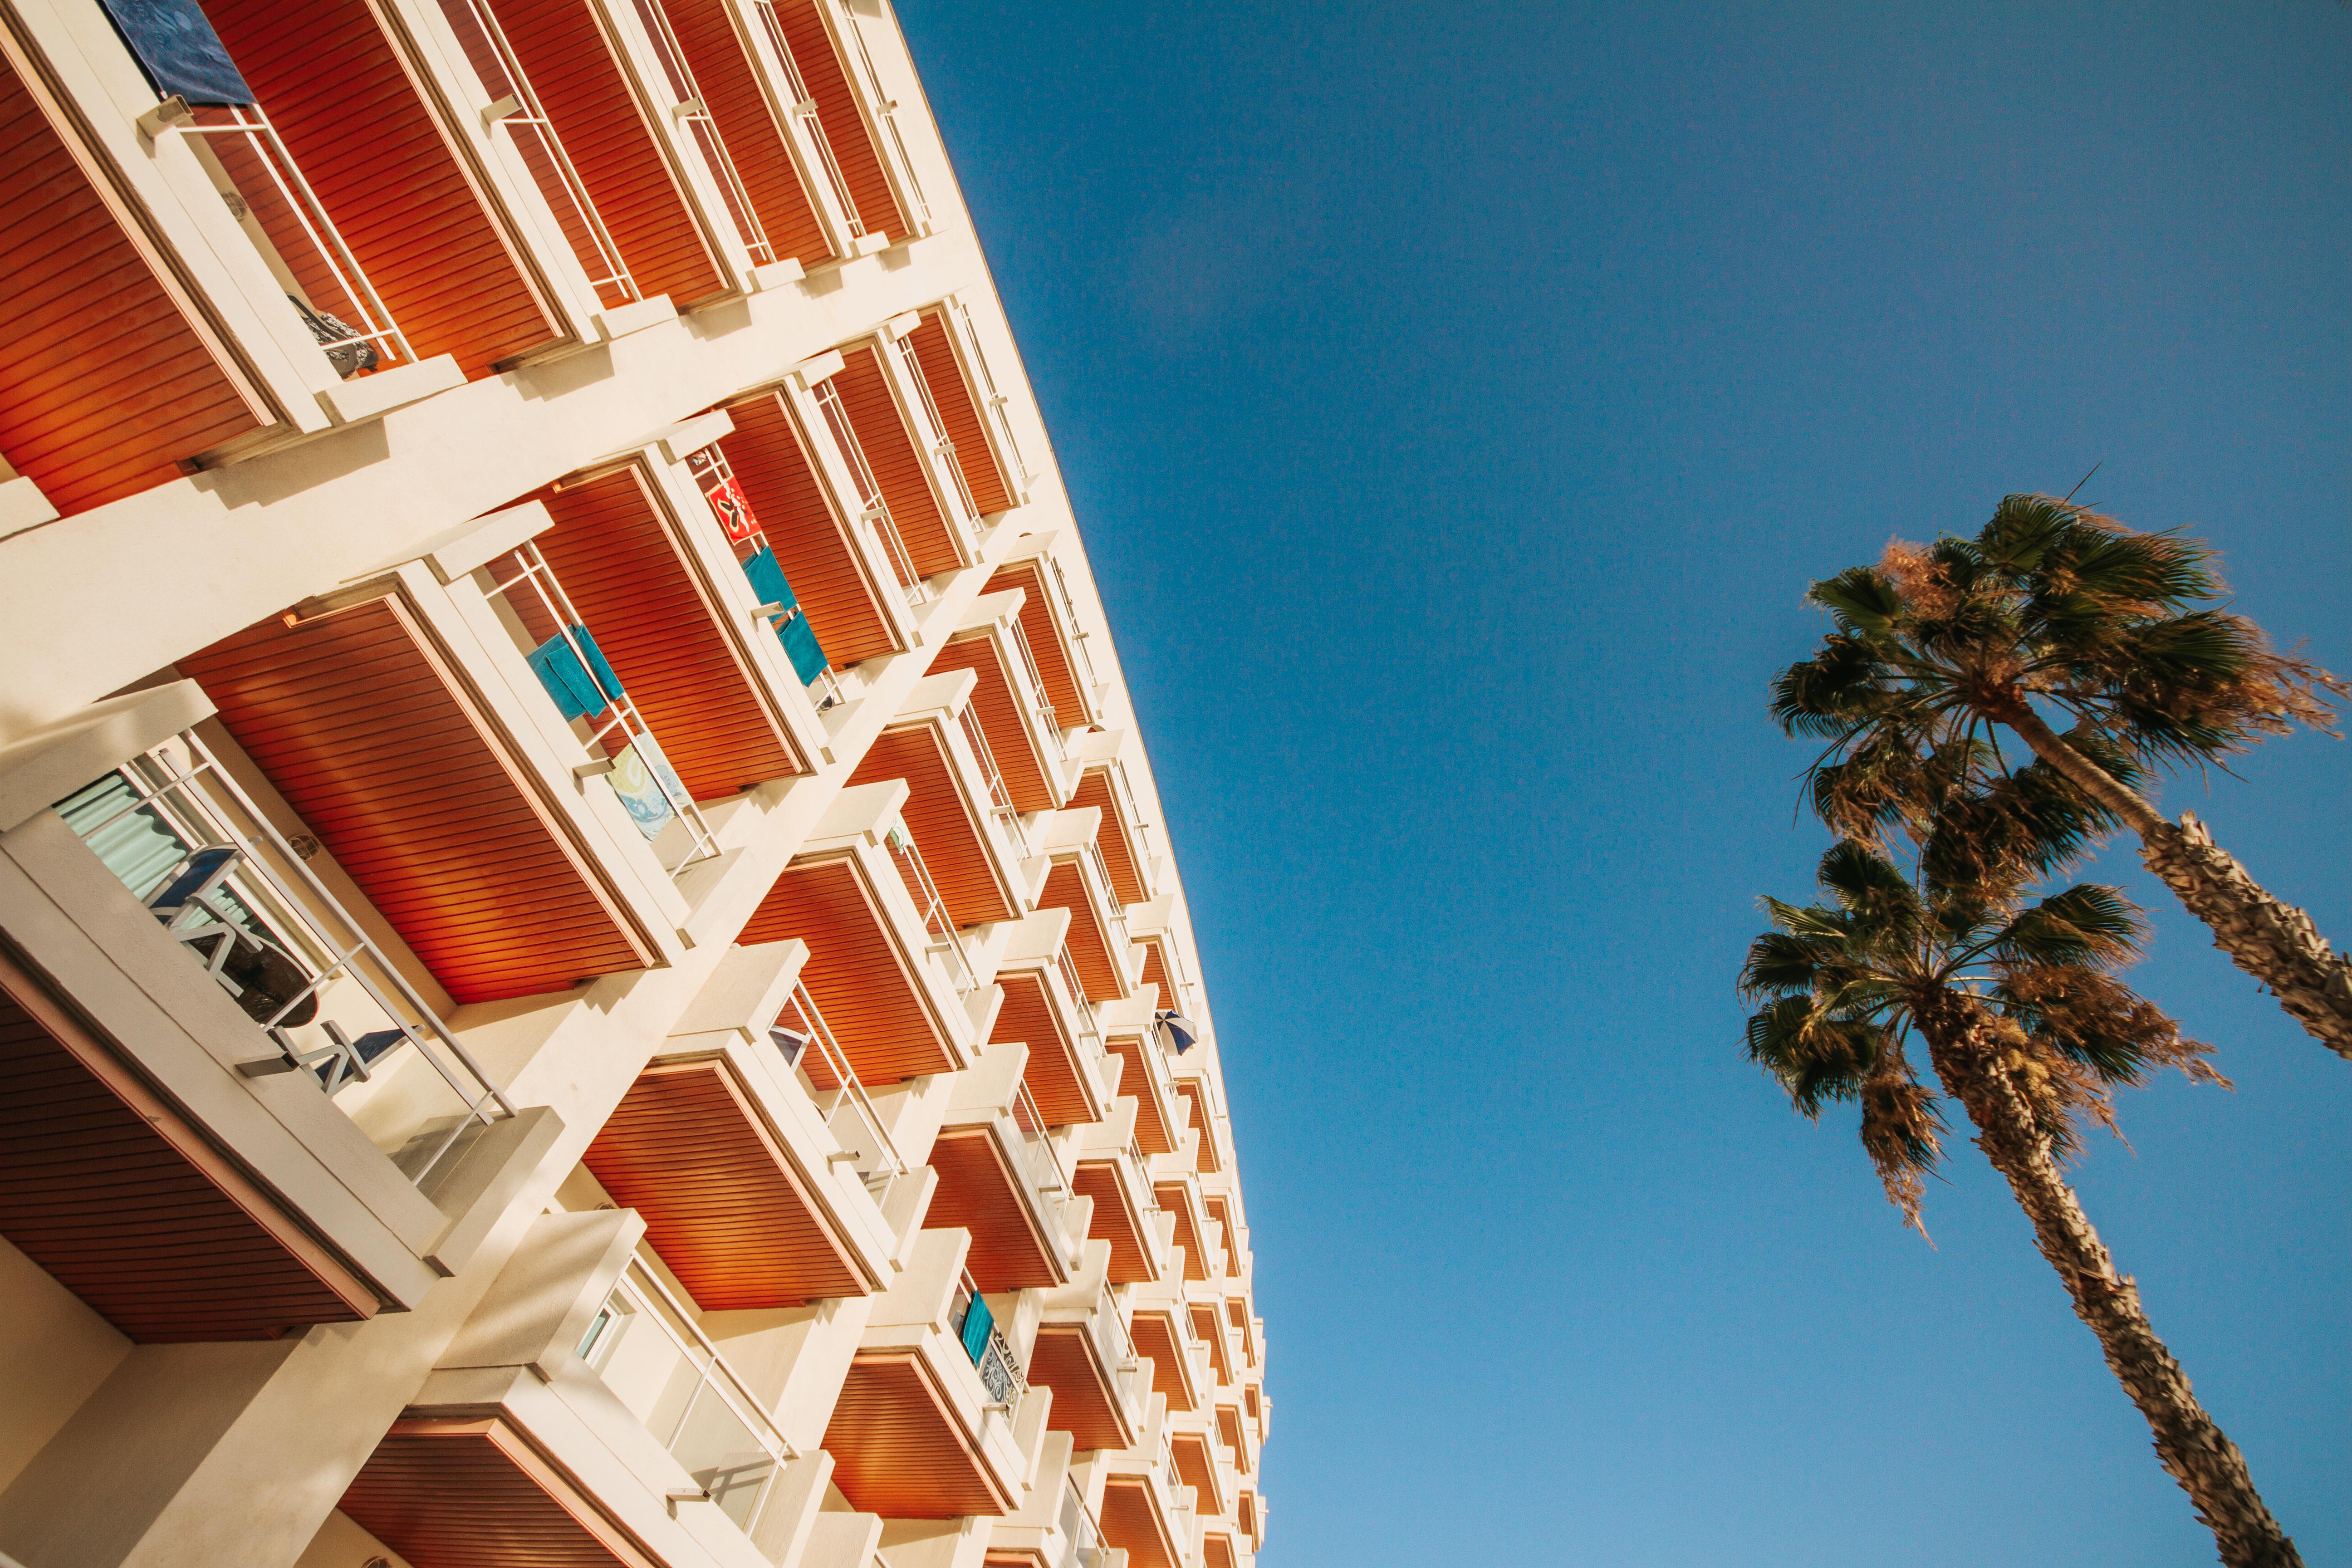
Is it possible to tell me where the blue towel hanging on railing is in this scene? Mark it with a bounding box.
[958,1288,995,1366]
[741,548,831,686]
[527,625,624,721]
[97,0,254,105]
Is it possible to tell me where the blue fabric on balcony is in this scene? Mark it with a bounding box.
[97,0,254,106]
[959,1288,995,1366]
[527,626,624,721]
[605,733,685,843]
[741,547,831,686]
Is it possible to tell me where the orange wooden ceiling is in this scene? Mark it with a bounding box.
[1039,861,1125,1004]
[1158,1185,1210,1284]
[1104,1035,1175,1155]
[832,346,956,574]
[906,317,1011,514]
[1216,1404,1249,1475]
[662,0,832,268]
[761,0,908,242]
[1171,1432,1221,1514]
[582,1058,867,1308]
[927,636,1058,813]
[993,970,1092,1127]
[824,1354,1012,1518]
[1130,1310,1197,1413]
[340,1418,660,1568]
[206,0,562,377]
[1192,1305,1234,1387]
[1236,1491,1257,1538]
[0,956,377,1341]
[0,49,266,515]
[1070,1159,1155,1286]
[922,1128,1057,1291]
[489,0,726,307]
[1174,1081,1221,1173]
[1027,1323,1129,1453]
[1098,1479,1179,1568]
[984,561,1089,732]
[1137,939,1173,1009]
[720,392,898,666]
[1072,769,1147,906]
[1204,1534,1240,1568]
[850,724,1014,927]
[737,856,951,1083]
[534,464,800,799]
[181,597,656,1003]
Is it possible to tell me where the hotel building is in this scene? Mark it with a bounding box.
[0,2,1269,1566]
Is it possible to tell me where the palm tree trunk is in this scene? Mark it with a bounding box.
[1914,989,2301,1568]
[1994,701,2352,1064]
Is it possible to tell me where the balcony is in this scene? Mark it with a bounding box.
[1071,755,1156,909]
[714,380,914,670]
[750,0,923,245]
[0,684,561,1338]
[1214,1400,1256,1482]
[926,1038,1086,1291]
[824,1230,1037,1519]
[1031,811,1137,1008]
[581,940,906,1309]
[1099,999,1187,1159]
[1093,1443,1197,1568]
[177,506,715,1003]
[1191,1303,1236,1393]
[986,552,1102,734]
[990,910,1117,1123]
[1154,1177,1220,1286]
[1029,1280,1146,1455]
[1127,1302,1210,1418]
[530,438,833,799]
[1069,1105,1171,1288]
[1170,1067,1233,1177]
[848,671,1030,931]
[737,782,983,1086]
[931,590,1075,816]
[812,338,980,586]
[1168,1426,1230,1522]
[363,1206,820,1566]
[907,299,1031,511]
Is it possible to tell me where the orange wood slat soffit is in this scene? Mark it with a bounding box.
[926,637,1058,813]
[722,390,901,665]
[985,560,1089,730]
[850,724,1015,926]
[907,316,1013,513]
[1073,768,1147,906]
[203,0,564,375]
[1039,860,1123,1004]
[1106,1035,1176,1155]
[736,856,951,1081]
[823,1355,1014,1518]
[0,954,377,1341]
[179,598,656,1003]
[487,0,729,306]
[833,345,958,573]
[1027,1323,1128,1451]
[924,1127,1058,1290]
[994,970,1093,1126]
[1130,1310,1197,1412]
[1070,1159,1154,1285]
[533,465,801,797]
[0,49,267,514]
[340,1418,662,1568]
[761,0,908,240]
[582,1057,869,1307]
[1099,1479,1181,1568]
[661,0,833,266]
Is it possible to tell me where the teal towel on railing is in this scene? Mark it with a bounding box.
[527,625,625,720]
[959,1289,994,1366]
[741,547,830,686]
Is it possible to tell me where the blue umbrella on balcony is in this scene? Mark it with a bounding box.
[1154,1010,1199,1054]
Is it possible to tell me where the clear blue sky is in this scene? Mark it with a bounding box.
[899,4,2352,1563]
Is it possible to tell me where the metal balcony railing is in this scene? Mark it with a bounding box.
[1057,1474,1110,1568]
[882,818,977,998]
[951,299,1031,490]
[435,0,638,307]
[1004,618,1063,756]
[628,0,774,265]
[810,380,926,608]
[830,0,929,230]
[1043,554,1100,693]
[891,334,983,549]
[953,701,1029,856]
[1052,943,1103,1053]
[155,100,413,377]
[1011,1080,1068,1196]
[748,0,867,241]
[477,541,719,877]
[580,1254,797,1534]
[56,731,514,1184]
[767,980,906,1201]
[949,1271,1026,1411]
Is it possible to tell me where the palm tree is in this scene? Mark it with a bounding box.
[1770,495,2352,1062]
[1741,840,2298,1568]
